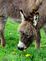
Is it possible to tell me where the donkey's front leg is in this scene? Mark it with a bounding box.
[0,31,5,46]
[35,30,41,48]
[0,16,6,47]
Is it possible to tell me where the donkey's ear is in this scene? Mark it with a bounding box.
[20,10,23,14]
[20,10,25,22]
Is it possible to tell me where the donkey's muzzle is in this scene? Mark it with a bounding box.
[18,47,24,51]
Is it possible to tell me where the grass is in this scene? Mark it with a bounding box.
[0,18,46,61]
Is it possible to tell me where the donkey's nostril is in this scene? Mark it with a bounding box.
[18,47,24,51]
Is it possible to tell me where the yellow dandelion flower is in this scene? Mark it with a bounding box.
[25,54,32,57]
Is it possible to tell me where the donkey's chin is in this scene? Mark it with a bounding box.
[18,47,26,51]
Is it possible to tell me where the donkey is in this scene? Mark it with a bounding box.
[0,0,19,46]
[0,0,43,46]
[18,0,46,50]
[18,11,41,51]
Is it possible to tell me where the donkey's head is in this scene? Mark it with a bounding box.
[18,20,35,51]
[17,10,38,51]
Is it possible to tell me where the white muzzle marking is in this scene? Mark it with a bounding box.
[18,41,26,49]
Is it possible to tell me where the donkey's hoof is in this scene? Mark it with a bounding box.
[2,43,5,47]
[1,40,5,47]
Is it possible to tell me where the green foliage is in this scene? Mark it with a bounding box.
[0,18,46,61]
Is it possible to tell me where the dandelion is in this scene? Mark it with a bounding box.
[25,54,32,57]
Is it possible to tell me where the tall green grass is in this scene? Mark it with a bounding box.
[0,18,46,61]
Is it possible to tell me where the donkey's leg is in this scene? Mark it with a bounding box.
[0,31,5,46]
[35,30,41,48]
[43,24,46,34]
[0,16,6,46]
[0,22,5,46]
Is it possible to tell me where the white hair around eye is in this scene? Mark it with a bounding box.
[20,11,25,22]
[33,15,39,26]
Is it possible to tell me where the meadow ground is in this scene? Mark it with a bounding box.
[0,18,46,61]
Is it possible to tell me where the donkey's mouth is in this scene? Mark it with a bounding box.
[17,41,27,51]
